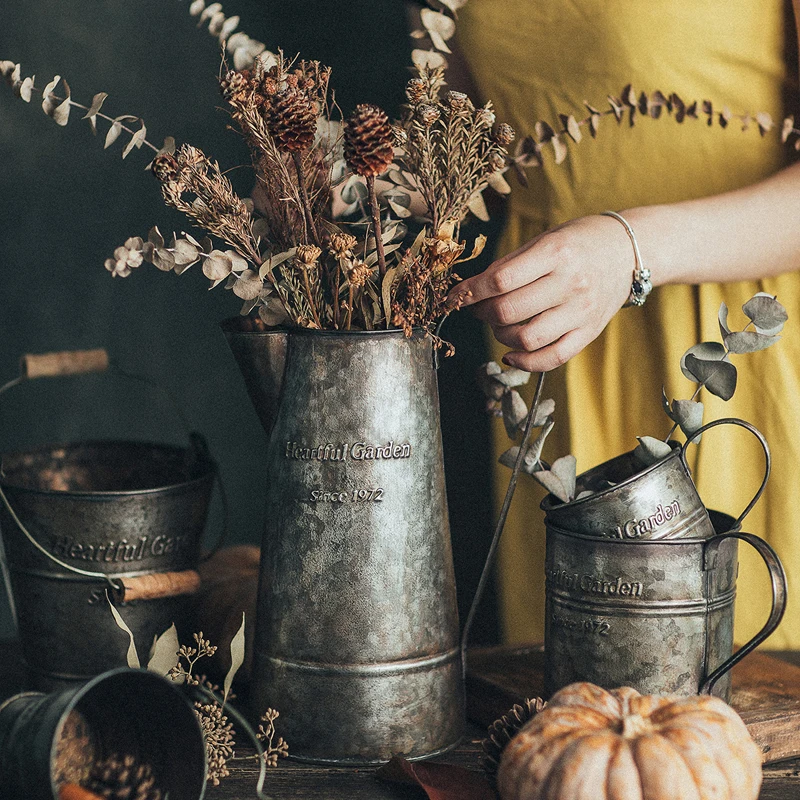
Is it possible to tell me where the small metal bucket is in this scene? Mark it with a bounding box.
[544,510,787,700]
[541,419,770,540]
[0,668,206,800]
[0,350,219,690]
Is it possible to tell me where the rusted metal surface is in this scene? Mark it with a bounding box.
[226,327,464,765]
[543,511,787,700]
[0,440,214,690]
[0,668,206,800]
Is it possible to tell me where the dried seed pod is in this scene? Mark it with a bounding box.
[329,232,358,257]
[86,754,163,800]
[405,77,427,104]
[493,123,516,146]
[417,104,441,127]
[296,244,322,266]
[482,698,546,778]
[220,69,252,105]
[445,90,469,111]
[344,104,394,178]
[347,260,373,286]
[151,153,179,183]
[267,89,317,153]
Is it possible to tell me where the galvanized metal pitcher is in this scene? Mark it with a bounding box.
[224,324,463,765]
[541,419,770,540]
[543,510,787,700]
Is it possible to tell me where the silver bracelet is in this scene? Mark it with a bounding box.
[600,210,652,307]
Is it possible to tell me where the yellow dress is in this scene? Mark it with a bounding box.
[457,0,800,648]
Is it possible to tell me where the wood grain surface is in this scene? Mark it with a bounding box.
[2,641,799,799]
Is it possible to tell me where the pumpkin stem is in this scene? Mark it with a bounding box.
[621,713,652,739]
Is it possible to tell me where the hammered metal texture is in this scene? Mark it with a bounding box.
[0,441,214,690]
[541,444,716,540]
[544,512,741,700]
[227,328,464,765]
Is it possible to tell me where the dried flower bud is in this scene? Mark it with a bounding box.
[348,261,373,287]
[406,78,427,104]
[344,104,394,178]
[445,91,469,111]
[330,232,358,257]
[493,123,516,146]
[392,125,408,147]
[261,76,278,96]
[417,104,441,127]
[151,152,180,183]
[267,90,316,152]
[488,152,506,172]
[285,73,299,89]
[476,107,497,128]
[296,244,322,266]
[220,70,252,105]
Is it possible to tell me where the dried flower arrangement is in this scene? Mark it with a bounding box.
[4,0,798,354]
[107,606,287,790]
[481,293,788,502]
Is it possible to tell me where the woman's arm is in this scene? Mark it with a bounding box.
[453,160,800,372]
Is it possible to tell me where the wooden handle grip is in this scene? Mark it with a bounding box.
[122,570,201,602]
[21,349,109,379]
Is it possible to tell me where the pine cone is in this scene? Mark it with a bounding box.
[220,70,252,106]
[481,697,546,778]
[267,90,316,152]
[86,754,163,800]
[151,153,179,183]
[344,104,394,178]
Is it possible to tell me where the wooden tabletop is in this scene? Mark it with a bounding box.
[2,641,800,799]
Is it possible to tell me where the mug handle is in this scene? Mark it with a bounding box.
[699,531,787,695]
[680,417,771,530]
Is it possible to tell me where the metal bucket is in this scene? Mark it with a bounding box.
[0,668,206,800]
[224,325,464,765]
[541,419,770,540]
[0,350,218,690]
[544,510,787,700]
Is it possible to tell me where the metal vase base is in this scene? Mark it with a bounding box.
[256,651,464,765]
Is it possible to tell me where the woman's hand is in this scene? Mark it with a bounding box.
[451,214,639,372]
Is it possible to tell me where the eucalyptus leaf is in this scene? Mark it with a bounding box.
[259,296,289,326]
[382,266,399,324]
[671,398,704,440]
[82,91,108,122]
[104,121,122,149]
[41,75,60,115]
[477,361,504,400]
[532,469,570,503]
[466,191,489,222]
[233,269,263,300]
[224,613,246,704]
[550,455,577,501]
[387,197,412,218]
[494,367,530,388]
[501,389,528,437]
[122,121,146,159]
[152,248,175,272]
[411,49,448,71]
[742,293,788,335]
[259,246,297,279]
[532,398,556,426]
[718,302,731,339]
[219,15,240,40]
[683,353,737,400]
[189,0,205,15]
[173,239,201,266]
[19,76,33,103]
[723,330,780,354]
[227,251,248,273]
[147,226,164,248]
[147,623,179,677]
[633,436,673,466]
[203,252,233,281]
[107,596,140,669]
[499,445,537,475]
[525,418,555,467]
[680,341,727,381]
[487,171,512,195]
[52,94,71,126]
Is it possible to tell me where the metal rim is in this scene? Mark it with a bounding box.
[543,511,737,545]
[0,439,216,499]
[540,441,682,513]
[220,318,427,340]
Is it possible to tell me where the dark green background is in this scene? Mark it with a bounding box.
[0,2,499,643]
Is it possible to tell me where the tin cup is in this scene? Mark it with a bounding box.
[541,419,770,540]
[543,510,787,700]
[0,668,207,800]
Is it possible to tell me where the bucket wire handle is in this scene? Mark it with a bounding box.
[699,531,787,695]
[460,370,547,677]
[680,417,771,530]
[0,349,228,596]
